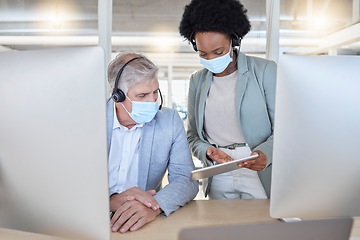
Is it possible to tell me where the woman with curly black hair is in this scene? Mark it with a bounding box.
[179,0,276,200]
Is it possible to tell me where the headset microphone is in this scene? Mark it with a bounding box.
[158,89,163,110]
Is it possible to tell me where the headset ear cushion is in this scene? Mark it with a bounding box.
[192,42,197,52]
[111,89,125,102]
[232,38,240,47]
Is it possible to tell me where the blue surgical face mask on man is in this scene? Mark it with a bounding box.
[122,95,158,124]
[199,43,233,74]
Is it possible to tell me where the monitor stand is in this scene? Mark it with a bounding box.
[280,218,302,222]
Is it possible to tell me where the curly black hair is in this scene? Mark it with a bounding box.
[179,0,251,42]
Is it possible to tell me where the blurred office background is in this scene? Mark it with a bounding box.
[1,0,359,115]
[1,0,359,199]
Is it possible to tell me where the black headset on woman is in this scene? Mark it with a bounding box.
[190,33,242,52]
[111,57,163,110]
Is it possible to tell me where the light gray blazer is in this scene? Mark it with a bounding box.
[106,99,198,216]
[187,51,276,198]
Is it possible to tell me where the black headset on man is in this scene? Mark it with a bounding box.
[111,57,163,110]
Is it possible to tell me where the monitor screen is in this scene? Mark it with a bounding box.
[0,46,111,240]
[270,54,360,219]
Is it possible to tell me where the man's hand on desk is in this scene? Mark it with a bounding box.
[109,187,162,233]
[110,200,162,233]
[110,187,159,211]
[237,150,267,171]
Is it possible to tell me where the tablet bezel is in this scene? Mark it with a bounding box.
[191,154,259,181]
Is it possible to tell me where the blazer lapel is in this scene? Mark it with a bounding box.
[198,71,213,140]
[137,118,156,190]
[235,51,249,121]
[106,98,114,153]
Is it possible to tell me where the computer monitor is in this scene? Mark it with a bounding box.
[179,218,353,240]
[0,46,111,240]
[270,54,360,219]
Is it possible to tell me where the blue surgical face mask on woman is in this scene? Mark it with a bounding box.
[199,43,233,74]
[122,95,159,124]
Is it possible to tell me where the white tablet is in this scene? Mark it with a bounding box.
[191,154,259,181]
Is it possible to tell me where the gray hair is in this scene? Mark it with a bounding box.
[107,52,159,94]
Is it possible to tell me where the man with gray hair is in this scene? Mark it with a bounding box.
[106,53,198,233]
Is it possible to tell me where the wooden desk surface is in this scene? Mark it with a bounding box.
[113,199,360,240]
[0,227,65,240]
[1,199,360,240]
[113,199,277,240]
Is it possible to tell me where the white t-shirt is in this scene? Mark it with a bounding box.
[204,70,246,146]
